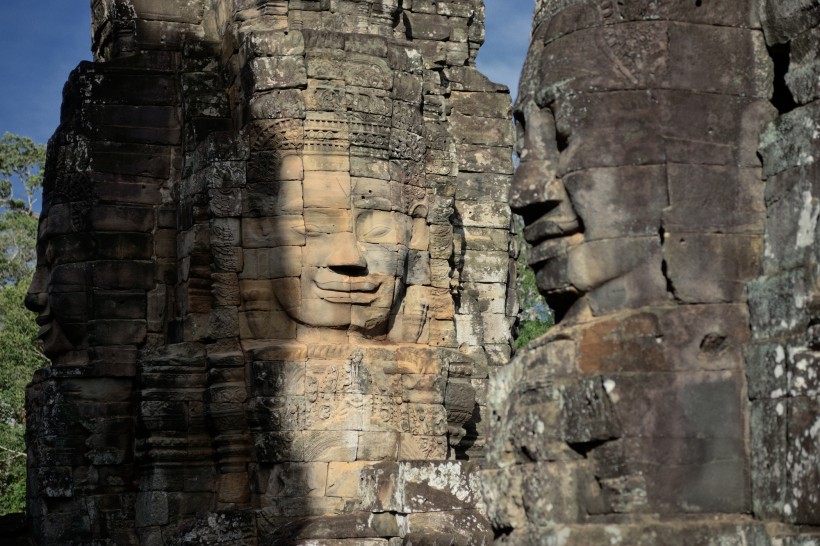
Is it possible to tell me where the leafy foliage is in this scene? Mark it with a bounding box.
[514,315,554,349]
[0,132,45,215]
[0,279,47,514]
[0,211,38,286]
[0,133,46,514]
[513,216,554,349]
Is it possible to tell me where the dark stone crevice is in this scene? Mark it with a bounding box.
[567,437,615,458]
[658,225,679,301]
[768,42,798,114]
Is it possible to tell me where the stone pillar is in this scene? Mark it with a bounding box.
[26,1,514,544]
[747,0,820,532]
[480,0,817,543]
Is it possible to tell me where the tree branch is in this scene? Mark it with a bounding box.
[0,444,27,459]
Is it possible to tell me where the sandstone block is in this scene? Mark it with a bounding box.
[244,30,305,57]
[360,461,481,513]
[455,173,510,202]
[663,233,762,304]
[761,0,820,42]
[405,511,492,546]
[399,434,447,460]
[563,165,666,241]
[750,399,788,521]
[249,89,306,120]
[248,56,307,90]
[555,91,665,176]
[242,216,306,247]
[326,461,373,498]
[460,251,509,283]
[89,204,155,232]
[303,431,359,462]
[403,12,452,41]
[457,145,514,175]
[259,512,397,543]
[401,374,445,404]
[357,431,400,461]
[264,462,328,498]
[250,361,306,397]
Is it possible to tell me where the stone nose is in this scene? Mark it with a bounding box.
[510,103,567,217]
[509,160,567,214]
[24,268,48,313]
[327,231,367,271]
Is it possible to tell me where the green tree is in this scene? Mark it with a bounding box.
[0,211,38,287]
[0,281,47,514]
[0,133,44,287]
[0,132,46,215]
[0,133,46,514]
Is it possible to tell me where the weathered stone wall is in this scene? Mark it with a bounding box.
[747,0,820,531]
[25,1,514,544]
[483,0,820,544]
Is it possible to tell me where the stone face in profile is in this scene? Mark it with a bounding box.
[510,3,772,321]
[485,0,820,542]
[481,0,819,542]
[24,1,514,544]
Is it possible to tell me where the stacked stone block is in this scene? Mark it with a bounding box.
[26,1,514,544]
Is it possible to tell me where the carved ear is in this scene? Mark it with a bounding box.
[408,202,428,219]
[402,184,429,219]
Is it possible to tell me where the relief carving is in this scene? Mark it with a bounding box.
[25,1,513,544]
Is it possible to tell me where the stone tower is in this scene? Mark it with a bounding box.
[483,0,820,544]
[24,1,514,543]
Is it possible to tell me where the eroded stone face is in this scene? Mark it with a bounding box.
[25,262,89,361]
[239,110,419,337]
[511,0,772,321]
[241,159,413,334]
[484,0,797,542]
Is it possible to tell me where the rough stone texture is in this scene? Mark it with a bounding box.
[745,0,820,530]
[24,0,820,544]
[484,0,820,543]
[24,1,513,544]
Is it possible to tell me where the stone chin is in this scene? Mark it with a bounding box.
[275,273,399,333]
[37,320,73,360]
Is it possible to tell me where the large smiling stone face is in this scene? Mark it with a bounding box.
[249,163,412,334]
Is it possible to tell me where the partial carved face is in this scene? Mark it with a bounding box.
[25,223,91,360]
[511,15,675,321]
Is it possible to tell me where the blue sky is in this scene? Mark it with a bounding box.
[0,0,532,148]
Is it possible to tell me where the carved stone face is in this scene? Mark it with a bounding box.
[238,40,430,340]
[511,7,766,321]
[511,89,669,321]
[240,151,413,337]
[274,178,411,331]
[25,228,91,360]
